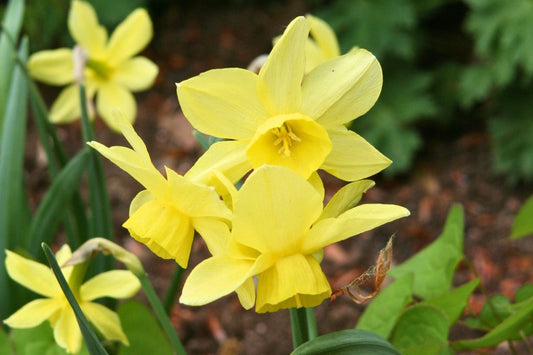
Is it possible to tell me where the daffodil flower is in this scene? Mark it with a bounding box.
[4,245,140,354]
[305,14,343,73]
[27,0,158,131]
[88,114,231,268]
[178,16,389,184]
[180,165,409,313]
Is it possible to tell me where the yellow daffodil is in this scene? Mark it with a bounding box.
[180,165,409,313]
[4,245,140,354]
[88,113,231,268]
[178,16,389,184]
[27,0,158,131]
[304,14,343,73]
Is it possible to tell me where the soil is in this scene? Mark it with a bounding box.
[24,1,533,354]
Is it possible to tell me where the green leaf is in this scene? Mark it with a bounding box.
[42,243,109,355]
[118,300,172,355]
[11,322,90,355]
[26,148,90,256]
[421,278,480,326]
[0,36,29,319]
[0,326,12,355]
[356,273,414,338]
[514,283,533,303]
[291,329,399,355]
[510,195,533,239]
[388,204,464,299]
[452,295,533,350]
[478,295,512,329]
[0,0,25,131]
[390,304,450,355]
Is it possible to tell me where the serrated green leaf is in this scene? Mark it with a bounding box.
[390,304,450,355]
[421,278,480,326]
[291,329,399,355]
[118,300,172,355]
[0,0,25,131]
[11,322,89,355]
[356,273,414,338]
[42,243,109,355]
[452,295,533,350]
[510,195,533,239]
[26,148,90,257]
[388,205,464,299]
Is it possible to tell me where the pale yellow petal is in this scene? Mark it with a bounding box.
[302,204,410,253]
[257,17,309,114]
[322,126,391,181]
[96,82,137,130]
[82,302,128,344]
[55,244,74,281]
[68,0,107,57]
[306,14,340,59]
[192,218,230,256]
[305,39,328,73]
[129,190,154,216]
[166,167,231,219]
[319,180,375,220]
[301,49,382,126]
[106,8,153,65]
[124,199,194,268]
[236,278,256,310]
[206,169,238,210]
[5,250,59,297]
[49,84,82,124]
[54,306,82,354]
[112,56,158,91]
[177,68,268,139]
[80,270,140,301]
[245,113,332,179]
[27,49,74,86]
[307,171,325,202]
[256,254,330,313]
[233,165,322,255]
[179,255,254,306]
[184,140,252,185]
[4,299,61,328]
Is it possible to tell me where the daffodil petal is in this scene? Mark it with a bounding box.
[303,204,410,253]
[106,8,153,65]
[245,113,332,179]
[179,255,255,306]
[80,270,140,301]
[5,250,59,297]
[322,126,391,181]
[236,278,256,310]
[192,218,230,256]
[54,306,82,354]
[306,14,340,59]
[319,179,375,220]
[4,298,61,328]
[184,140,252,185]
[112,56,158,91]
[96,82,137,130]
[124,199,194,268]
[49,84,82,124]
[129,190,154,216]
[233,165,322,255]
[257,16,309,114]
[305,38,328,74]
[166,168,230,219]
[81,302,129,344]
[307,171,325,201]
[68,0,107,57]
[27,49,74,86]
[177,68,267,139]
[301,49,382,126]
[87,142,167,197]
[255,254,331,313]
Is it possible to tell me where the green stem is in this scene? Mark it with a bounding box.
[290,307,315,349]
[163,264,184,315]
[137,273,186,355]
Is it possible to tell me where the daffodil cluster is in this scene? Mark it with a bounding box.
[27,0,158,131]
[86,15,409,313]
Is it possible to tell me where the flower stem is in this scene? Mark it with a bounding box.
[163,264,184,315]
[290,307,317,349]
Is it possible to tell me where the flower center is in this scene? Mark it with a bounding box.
[272,124,301,158]
[87,58,112,81]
